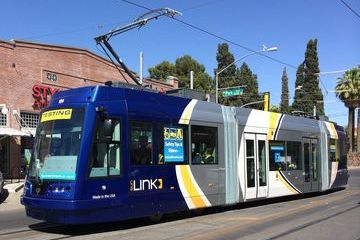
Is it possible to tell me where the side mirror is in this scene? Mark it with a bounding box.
[103,119,113,140]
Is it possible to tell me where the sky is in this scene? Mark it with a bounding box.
[1,0,359,126]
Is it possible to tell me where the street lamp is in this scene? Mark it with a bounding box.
[0,105,8,115]
[215,45,278,104]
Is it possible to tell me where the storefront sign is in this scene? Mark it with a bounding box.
[32,84,61,109]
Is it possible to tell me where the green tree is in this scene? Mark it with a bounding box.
[236,63,261,109]
[302,39,324,115]
[148,61,176,80]
[335,66,360,152]
[270,104,281,113]
[215,43,236,105]
[280,67,289,113]
[175,55,212,91]
[292,63,305,113]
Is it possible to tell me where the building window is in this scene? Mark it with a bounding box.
[130,121,153,165]
[0,113,7,126]
[191,125,218,165]
[20,112,39,129]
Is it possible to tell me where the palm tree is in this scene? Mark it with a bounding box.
[335,66,360,152]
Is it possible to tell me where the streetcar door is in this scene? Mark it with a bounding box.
[310,139,320,191]
[303,138,320,192]
[244,133,268,199]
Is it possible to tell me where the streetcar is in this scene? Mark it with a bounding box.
[21,84,349,224]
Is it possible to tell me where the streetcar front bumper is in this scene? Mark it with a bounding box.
[21,195,127,224]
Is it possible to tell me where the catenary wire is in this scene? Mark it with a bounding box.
[21,21,128,41]
[180,0,222,12]
[118,0,343,97]
[118,0,298,69]
[338,0,360,20]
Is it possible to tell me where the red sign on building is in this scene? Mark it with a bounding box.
[32,84,60,109]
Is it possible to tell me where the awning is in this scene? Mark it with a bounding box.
[21,128,36,137]
[0,127,31,137]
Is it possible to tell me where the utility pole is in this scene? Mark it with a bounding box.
[215,46,278,104]
[190,71,194,89]
[139,51,143,85]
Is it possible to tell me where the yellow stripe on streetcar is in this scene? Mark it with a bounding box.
[268,112,281,140]
[329,122,338,140]
[179,165,207,208]
[276,171,299,194]
[179,99,198,125]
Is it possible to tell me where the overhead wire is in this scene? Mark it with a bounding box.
[118,0,298,69]
[338,0,360,20]
[118,0,346,103]
[180,0,222,12]
[22,21,128,41]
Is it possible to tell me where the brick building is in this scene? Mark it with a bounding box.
[0,39,178,178]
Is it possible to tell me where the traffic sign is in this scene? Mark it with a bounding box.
[222,87,244,97]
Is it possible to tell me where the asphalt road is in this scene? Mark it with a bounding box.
[0,168,359,240]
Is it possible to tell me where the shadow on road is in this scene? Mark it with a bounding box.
[0,189,9,204]
[28,187,347,236]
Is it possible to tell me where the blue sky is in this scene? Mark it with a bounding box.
[1,0,359,126]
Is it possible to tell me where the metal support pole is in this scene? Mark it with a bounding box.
[190,71,194,89]
[139,51,143,85]
[215,73,219,104]
[215,45,277,105]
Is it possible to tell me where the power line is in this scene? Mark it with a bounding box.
[338,0,360,21]
[22,21,128,40]
[180,0,222,12]
[119,0,150,11]
[317,69,350,75]
[118,0,298,70]
[118,0,343,97]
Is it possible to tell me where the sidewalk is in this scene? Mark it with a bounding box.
[0,180,25,212]
[3,180,25,193]
[0,190,23,212]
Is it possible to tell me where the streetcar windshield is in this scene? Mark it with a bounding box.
[29,108,85,181]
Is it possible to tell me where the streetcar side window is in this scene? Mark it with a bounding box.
[191,125,218,165]
[269,141,285,171]
[329,138,338,162]
[338,138,347,169]
[157,124,188,164]
[286,141,302,170]
[89,119,121,177]
[130,121,153,165]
